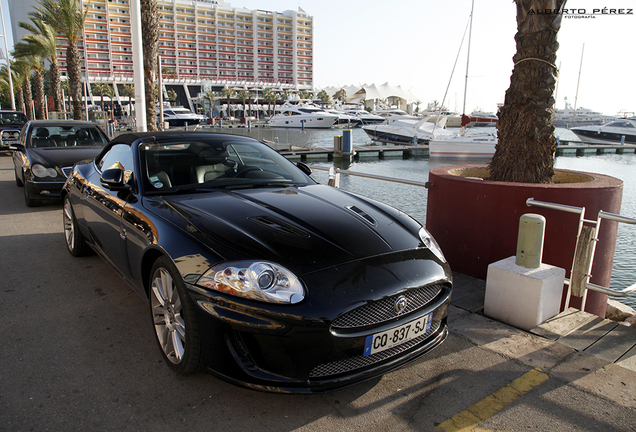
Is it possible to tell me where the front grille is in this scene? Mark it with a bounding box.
[331,284,443,329]
[309,322,441,378]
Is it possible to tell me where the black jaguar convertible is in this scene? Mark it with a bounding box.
[61,131,452,393]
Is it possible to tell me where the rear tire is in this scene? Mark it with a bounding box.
[63,195,90,256]
[149,257,205,374]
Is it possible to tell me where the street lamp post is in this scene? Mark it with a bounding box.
[0,0,15,110]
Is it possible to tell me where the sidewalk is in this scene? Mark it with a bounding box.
[449,272,636,408]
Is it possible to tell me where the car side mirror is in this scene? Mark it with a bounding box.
[9,143,24,151]
[100,168,129,191]
[296,162,311,176]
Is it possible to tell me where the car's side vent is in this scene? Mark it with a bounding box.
[250,216,310,237]
[346,205,377,226]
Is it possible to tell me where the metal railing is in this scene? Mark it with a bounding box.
[526,198,636,310]
[308,165,430,189]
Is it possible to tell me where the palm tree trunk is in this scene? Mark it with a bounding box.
[24,76,34,120]
[66,44,83,120]
[33,70,45,119]
[141,0,159,131]
[488,0,567,184]
[17,87,25,115]
[50,61,62,112]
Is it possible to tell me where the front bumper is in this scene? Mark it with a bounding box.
[188,248,453,393]
[25,178,66,201]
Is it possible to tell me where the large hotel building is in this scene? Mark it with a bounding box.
[8,0,314,109]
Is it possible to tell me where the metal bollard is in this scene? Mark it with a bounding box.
[516,213,546,269]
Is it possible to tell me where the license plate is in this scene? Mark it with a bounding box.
[363,313,432,357]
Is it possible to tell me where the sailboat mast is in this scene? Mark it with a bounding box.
[462,0,475,115]
[573,44,585,118]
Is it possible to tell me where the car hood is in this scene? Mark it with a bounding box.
[146,184,425,274]
[27,146,104,168]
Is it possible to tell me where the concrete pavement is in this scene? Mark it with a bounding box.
[1,153,634,431]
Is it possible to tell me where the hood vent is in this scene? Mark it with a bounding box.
[347,205,377,226]
[250,216,310,238]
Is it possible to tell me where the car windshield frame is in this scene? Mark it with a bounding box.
[138,135,316,195]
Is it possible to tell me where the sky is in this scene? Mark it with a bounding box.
[1,0,634,115]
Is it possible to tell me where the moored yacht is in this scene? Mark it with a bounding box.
[571,118,636,145]
[160,106,208,127]
[362,117,453,145]
[267,103,338,128]
[374,109,419,123]
[342,109,385,125]
[429,127,498,158]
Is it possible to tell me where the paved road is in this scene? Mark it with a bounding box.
[1,153,634,431]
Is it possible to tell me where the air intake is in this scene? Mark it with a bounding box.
[346,205,377,226]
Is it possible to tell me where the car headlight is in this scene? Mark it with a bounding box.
[419,227,446,262]
[197,261,305,304]
[32,164,58,178]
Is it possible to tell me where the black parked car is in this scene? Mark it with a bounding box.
[12,120,110,206]
[61,131,452,393]
[0,110,28,151]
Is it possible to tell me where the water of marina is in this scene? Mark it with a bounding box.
[212,126,636,307]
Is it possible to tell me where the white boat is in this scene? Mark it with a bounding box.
[362,117,453,145]
[553,104,614,127]
[423,111,463,128]
[342,109,385,125]
[429,128,497,158]
[267,102,338,128]
[428,1,499,158]
[570,118,636,145]
[374,109,419,123]
[322,108,361,127]
[160,107,208,127]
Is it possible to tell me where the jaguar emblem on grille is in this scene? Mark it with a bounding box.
[394,295,407,315]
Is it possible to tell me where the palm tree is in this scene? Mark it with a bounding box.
[201,89,216,118]
[299,90,313,100]
[488,0,567,184]
[103,84,116,119]
[34,0,87,120]
[91,83,109,114]
[18,16,61,112]
[237,89,250,118]
[13,43,46,119]
[119,84,134,117]
[317,89,330,104]
[141,0,159,131]
[262,88,277,117]
[333,89,347,103]
[221,86,235,118]
[0,64,25,114]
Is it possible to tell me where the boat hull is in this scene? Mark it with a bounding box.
[571,128,636,145]
[429,136,496,158]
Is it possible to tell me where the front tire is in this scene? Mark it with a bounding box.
[63,195,90,256]
[149,257,204,374]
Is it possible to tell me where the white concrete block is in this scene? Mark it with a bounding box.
[484,256,566,331]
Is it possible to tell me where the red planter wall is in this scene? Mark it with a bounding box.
[426,164,623,317]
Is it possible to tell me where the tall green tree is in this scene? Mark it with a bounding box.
[237,89,251,118]
[18,16,61,112]
[13,45,45,119]
[317,89,330,104]
[488,0,567,183]
[0,64,25,113]
[221,86,235,117]
[262,88,277,117]
[201,89,216,117]
[141,0,159,131]
[91,83,109,114]
[34,0,87,120]
[333,88,347,103]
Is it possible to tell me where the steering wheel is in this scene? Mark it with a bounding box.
[236,166,263,178]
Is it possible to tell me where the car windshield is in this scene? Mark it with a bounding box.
[0,111,27,126]
[140,136,315,194]
[29,125,109,148]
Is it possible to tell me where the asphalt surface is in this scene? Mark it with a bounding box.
[1,153,635,431]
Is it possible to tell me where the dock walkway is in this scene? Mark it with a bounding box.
[453,272,636,373]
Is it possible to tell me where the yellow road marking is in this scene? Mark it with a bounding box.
[435,368,549,432]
